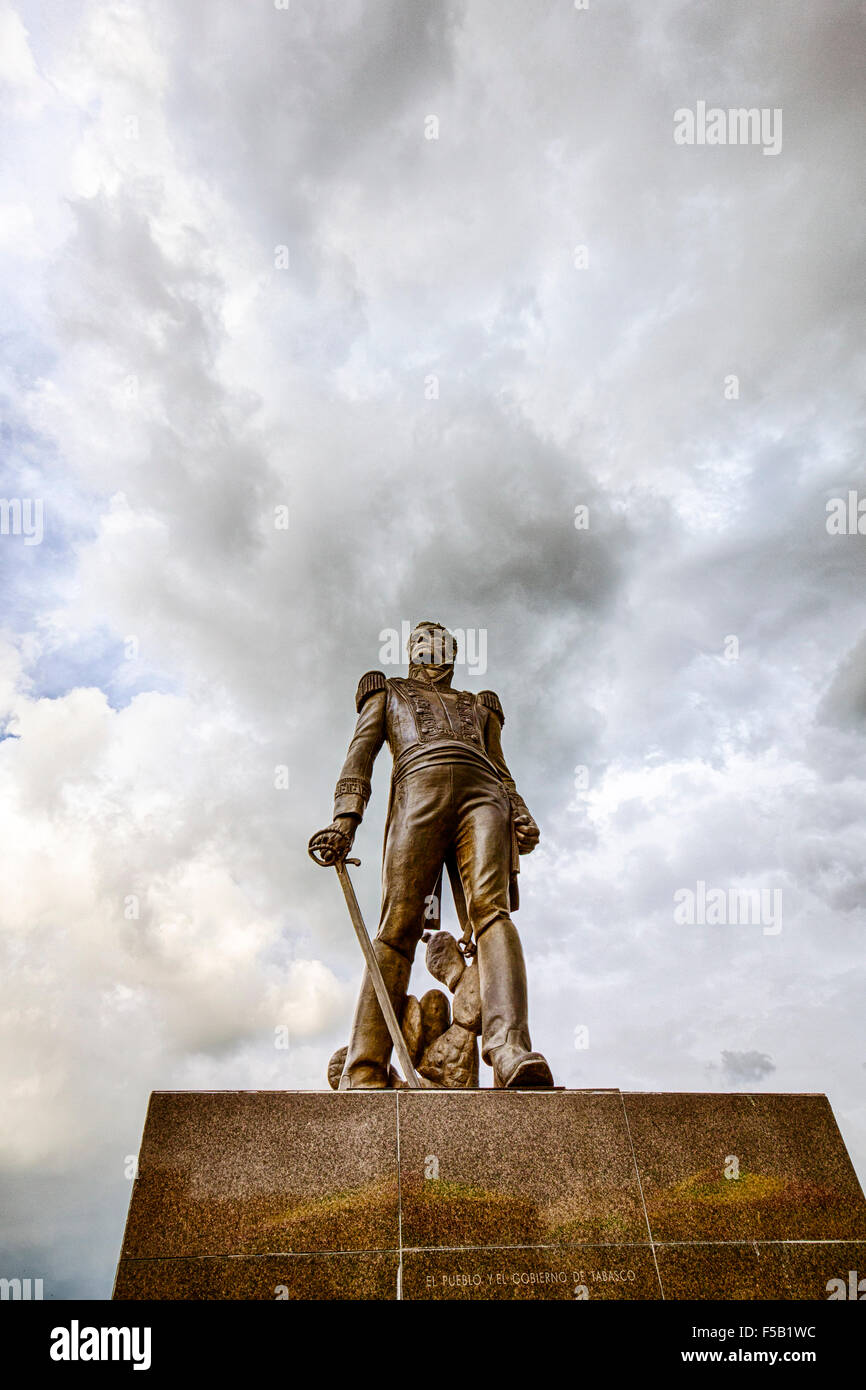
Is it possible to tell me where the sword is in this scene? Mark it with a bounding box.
[309,831,421,1089]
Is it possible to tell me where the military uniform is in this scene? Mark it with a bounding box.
[333,662,552,1089]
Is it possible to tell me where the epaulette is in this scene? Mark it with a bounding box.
[355,670,387,712]
[477,689,504,725]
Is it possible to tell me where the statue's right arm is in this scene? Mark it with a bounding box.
[310,675,387,862]
[331,682,387,825]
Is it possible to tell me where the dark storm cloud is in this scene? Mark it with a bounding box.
[719,1049,776,1084]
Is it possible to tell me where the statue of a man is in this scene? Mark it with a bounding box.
[312,620,553,1090]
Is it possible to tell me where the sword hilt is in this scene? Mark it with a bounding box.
[308,826,356,867]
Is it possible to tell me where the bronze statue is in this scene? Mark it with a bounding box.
[309,620,553,1090]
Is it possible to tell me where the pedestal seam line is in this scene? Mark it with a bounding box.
[396,1090,403,1300]
[619,1090,664,1300]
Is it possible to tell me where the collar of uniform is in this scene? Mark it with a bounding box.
[407,662,455,689]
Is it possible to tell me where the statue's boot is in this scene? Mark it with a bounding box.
[339,939,412,1090]
[477,917,554,1088]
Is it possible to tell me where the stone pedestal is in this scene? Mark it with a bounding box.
[113,1090,866,1300]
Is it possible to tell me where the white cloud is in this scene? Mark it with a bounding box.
[0,657,348,1174]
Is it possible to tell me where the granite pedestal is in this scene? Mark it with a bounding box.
[113,1090,866,1300]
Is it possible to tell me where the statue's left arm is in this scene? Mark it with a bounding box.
[478,690,540,853]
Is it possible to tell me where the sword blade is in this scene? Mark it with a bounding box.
[335,861,421,1090]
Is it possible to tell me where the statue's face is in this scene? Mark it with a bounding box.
[409,624,456,667]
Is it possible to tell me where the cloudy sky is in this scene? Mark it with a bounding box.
[1,0,864,1297]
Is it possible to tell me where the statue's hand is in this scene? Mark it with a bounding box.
[514,810,540,854]
[308,816,357,866]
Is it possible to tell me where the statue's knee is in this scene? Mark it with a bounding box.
[375,923,419,961]
[473,908,513,941]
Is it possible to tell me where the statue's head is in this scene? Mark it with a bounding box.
[408,620,457,669]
